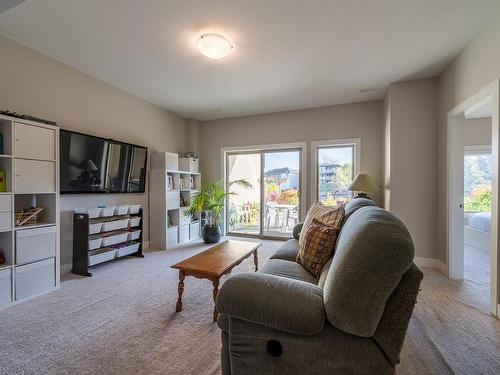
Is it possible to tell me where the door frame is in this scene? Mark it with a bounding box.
[310,138,361,205]
[447,79,499,317]
[221,142,307,238]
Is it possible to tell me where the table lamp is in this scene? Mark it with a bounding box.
[348,173,379,199]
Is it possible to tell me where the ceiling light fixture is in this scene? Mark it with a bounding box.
[197,33,233,59]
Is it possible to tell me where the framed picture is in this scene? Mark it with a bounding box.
[167,175,173,190]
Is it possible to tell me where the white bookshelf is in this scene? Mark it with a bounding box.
[0,115,59,310]
[149,152,201,250]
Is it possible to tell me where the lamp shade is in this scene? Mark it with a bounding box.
[348,173,379,192]
[78,158,98,171]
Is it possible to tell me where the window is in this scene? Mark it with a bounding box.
[312,139,360,207]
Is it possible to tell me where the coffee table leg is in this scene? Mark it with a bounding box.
[253,249,258,272]
[176,270,185,312]
[212,277,220,322]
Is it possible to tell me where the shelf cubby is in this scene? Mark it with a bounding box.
[0,231,13,269]
[0,119,13,156]
[0,157,12,193]
[14,193,57,228]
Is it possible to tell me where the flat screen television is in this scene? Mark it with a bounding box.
[60,129,148,194]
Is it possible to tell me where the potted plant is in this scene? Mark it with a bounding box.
[186,179,251,243]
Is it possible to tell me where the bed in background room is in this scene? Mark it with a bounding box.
[464,211,491,252]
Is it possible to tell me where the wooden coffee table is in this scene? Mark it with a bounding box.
[171,240,261,321]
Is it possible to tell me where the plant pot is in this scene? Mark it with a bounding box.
[202,225,221,243]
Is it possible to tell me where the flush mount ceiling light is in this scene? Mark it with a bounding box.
[196,33,233,59]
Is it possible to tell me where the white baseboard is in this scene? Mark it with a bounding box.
[414,257,447,275]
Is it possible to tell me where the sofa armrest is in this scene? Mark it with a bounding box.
[216,272,325,335]
[292,222,304,239]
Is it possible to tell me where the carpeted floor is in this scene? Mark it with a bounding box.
[1,238,499,374]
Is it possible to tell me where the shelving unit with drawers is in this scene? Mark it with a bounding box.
[71,204,143,277]
[0,115,60,310]
[149,152,201,250]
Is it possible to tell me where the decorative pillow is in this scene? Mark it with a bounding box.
[297,216,343,278]
[299,202,345,248]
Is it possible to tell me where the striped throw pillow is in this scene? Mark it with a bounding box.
[297,217,343,277]
[298,202,345,248]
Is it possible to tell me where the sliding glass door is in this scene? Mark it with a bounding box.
[263,150,301,237]
[227,152,261,235]
[226,148,302,238]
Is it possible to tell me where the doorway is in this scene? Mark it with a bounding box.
[448,80,499,317]
[223,143,306,239]
[463,145,491,291]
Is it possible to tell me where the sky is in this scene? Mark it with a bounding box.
[318,146,353,165]
[262,146,353,172]
[264,151,300,172]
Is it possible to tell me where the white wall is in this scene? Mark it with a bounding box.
[384,78,438,259]
[199,101,384,208]
[437,3,500,263]
[0,35,187,268]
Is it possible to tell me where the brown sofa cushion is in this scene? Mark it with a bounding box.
[299,202,345,248]
[297,217,343,277]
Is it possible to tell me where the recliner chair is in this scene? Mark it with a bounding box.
[216,198,423,374]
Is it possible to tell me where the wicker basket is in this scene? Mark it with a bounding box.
[15,207,43,226]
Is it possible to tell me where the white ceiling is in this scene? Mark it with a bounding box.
[0,0,494,121]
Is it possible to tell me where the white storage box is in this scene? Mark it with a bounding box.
[128,204,141,214]
[16,226,56,265]
[102,233,128,247]
[179,209,191,225]
[101,219,129,232]
[128,217,141,228]
[190,222,200,240]
[14,122,55,161]
[88,249,116,266]
[15,258,55,300]
[0,212,11,231]
[100,206,116,217]
[128,230,141,241]
[115,205,130,215]
[179,158,199,173]
[0,268,12,307]
[167,227,178,247]
[0,195,12,212]
[166,191,179,209]
[150,152,178,171]
[179,224,189,244]
[88,237,103,250]
[89,222,102,235]
[14,159,55,194]
[115,243,140,257]
[75,207,101,219]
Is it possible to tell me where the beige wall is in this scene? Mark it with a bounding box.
[199,100,384,209]
[0,35,187,269]
[464,118,492,147]
[185,118,201,154]
[384,78,438,259]
[437,4,500,263]
[383,92,391,208]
